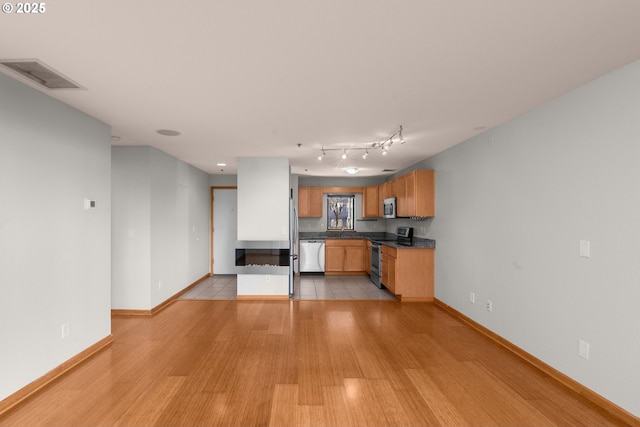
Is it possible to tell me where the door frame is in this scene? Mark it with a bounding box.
[210,186,237,276]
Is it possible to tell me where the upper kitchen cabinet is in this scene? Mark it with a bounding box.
[298,186,323,217]
[363,185,380,218]
[397,170,435,217]
[379,179,396,202]
[395,174,407,216]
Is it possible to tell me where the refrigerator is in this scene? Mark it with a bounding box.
[289,188,298,297]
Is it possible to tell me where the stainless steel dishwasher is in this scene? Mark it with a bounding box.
[299,240,325,273]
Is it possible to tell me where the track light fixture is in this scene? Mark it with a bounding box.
[316,125,404,161]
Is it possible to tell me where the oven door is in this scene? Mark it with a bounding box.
[370,243,382,288]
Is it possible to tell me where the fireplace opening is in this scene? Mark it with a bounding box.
[234,242,291,275]
[235,248,290,267]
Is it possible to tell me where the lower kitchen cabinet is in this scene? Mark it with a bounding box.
[381,247,396,294]
[325,239,366,274]
[381,245,434,301]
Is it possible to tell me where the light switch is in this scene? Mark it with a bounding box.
[579,240,590,258]
[578,340,590,360]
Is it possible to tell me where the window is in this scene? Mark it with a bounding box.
[327,195,355,231]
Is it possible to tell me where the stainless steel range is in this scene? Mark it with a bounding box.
[370,242,382,288]
[370,227,413,288]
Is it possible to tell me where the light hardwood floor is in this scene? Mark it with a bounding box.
[0,300,630,427]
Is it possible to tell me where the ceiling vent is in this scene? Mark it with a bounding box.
[381,169,397,172]
[0,59,83,89]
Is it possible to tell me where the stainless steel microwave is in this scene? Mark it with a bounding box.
[383,197,396,218]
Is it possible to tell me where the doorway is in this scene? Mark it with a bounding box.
[211,187,237,275]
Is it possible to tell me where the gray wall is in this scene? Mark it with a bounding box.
[210,174,237,187]
[298,176,386,187]
[112,146,210,310]
[0,73,112,401]
[409,60,640,416]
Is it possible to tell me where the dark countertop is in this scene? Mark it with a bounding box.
[299,232,435,249]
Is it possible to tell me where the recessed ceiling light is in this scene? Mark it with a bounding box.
[217,163,227,167]
[344,167,359,175]
[156,129,181,136]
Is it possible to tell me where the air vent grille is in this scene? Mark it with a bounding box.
[0,59,82,89]
[381,169,397,172]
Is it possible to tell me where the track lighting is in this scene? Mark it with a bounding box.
[315,126,404,162]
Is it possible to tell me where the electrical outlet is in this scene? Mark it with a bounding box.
[486,300,493,312]
[469,292,475,304]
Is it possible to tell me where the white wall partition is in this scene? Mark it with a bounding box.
[407,60,640,417]
[0,73,111,402]
[237,157,290,242]
[237,157,290,296]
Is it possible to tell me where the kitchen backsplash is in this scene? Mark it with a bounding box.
[388,216,433,238]
[298,216,432,237]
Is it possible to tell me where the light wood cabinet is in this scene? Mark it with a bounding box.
[380,179,397,201]
[325,239,366,274]
[363,185,380,218]
[381,244,434,301]
[395,170,435,217]
[378,180,396,217]
[381,246,397,294]
[395,174,408,217]
[298,186,323,217]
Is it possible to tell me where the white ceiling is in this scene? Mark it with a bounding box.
[2,1,640,177]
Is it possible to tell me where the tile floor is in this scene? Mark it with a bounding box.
[179,274,397,300]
